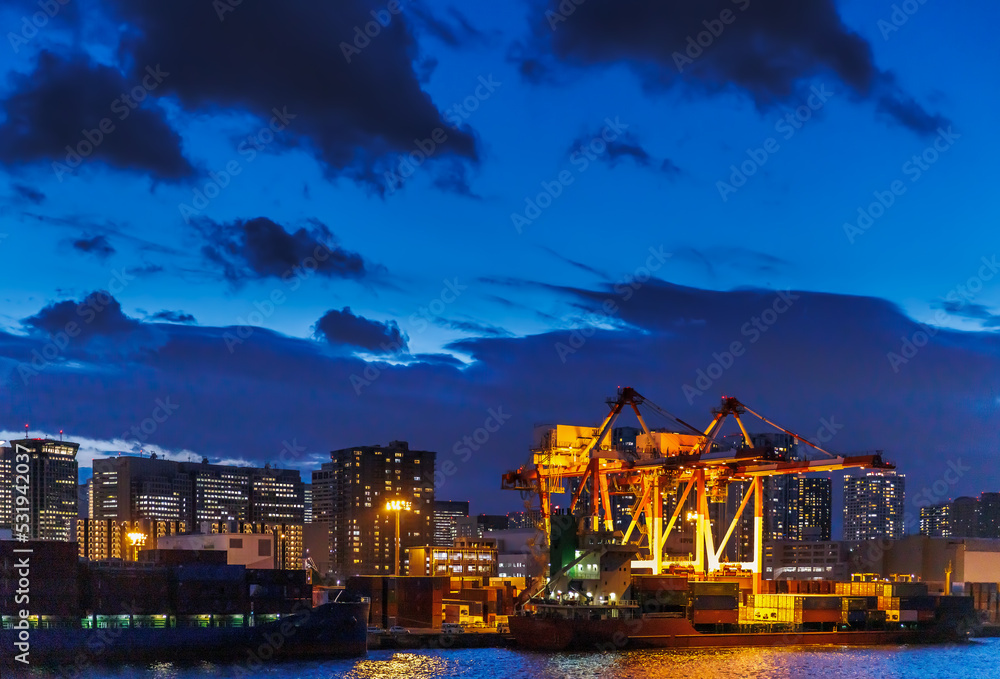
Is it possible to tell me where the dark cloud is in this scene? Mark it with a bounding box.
[537,245,609,280]
[410,6,486,47]
[672,246,790,279]
[937,300,1000,328]
[149,310,197,325]
[100,1,478,191]
[314,307,408,354]
[435,318,515,338]
[12,183,45,204]
[876,92,950,137]
[569,128,681,175]
[521,0,948,136]
[22,291,142,337]
[660,158,683,177]
[72,235,116,260]
[0,51,193,180]
[196,217,369,283]
[430,161,480,198]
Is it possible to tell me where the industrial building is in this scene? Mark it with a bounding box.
[763,541,852,581]
[154,521,303,570]
[407,537,498,577]
[0,438,79,541]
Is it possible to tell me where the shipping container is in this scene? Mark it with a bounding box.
[798,609,841,624]
[891,582,928,597]
[799,596,842,611]
[689,581,739,597]
[899,596,936,611]
[842,598,869,611]
[693,595,738,610]
[867,610,887,623]
[842,610,866,624]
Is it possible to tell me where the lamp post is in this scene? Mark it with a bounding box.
[127,532,147,561]
[385,500,412,576]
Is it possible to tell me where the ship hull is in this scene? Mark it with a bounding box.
[509,614,972,652]
[1,600,368,668]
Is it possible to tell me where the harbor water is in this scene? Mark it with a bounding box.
[8,639,999,678]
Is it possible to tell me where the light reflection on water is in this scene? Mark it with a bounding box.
[10,640,1000,678]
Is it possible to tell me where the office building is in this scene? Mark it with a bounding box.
[91,456,304,526]
[312,440,435,578]
[919,503,951,537]
[433,500,469,546]
[303,484,312,523]
[950,496,980,538]
[0,439,79,540]
[842,471,905,540]
[980,492,1000,539]
[92,455,193,522]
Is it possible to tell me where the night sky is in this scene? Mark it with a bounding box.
[0,1,997,520]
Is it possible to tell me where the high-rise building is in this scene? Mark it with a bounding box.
[303,484,313,524]
[950,496,980,538]
[766,475,832,541]
[247,466,305,524]
[92,455,193,522]
[920,503,951,537]
[979,492,1000,539]
[0,439,79,541]
[312,440,435,578]
[90,456,304,526]
[76,518,187,561]
[432,500,469,546]
[842,471,905,540]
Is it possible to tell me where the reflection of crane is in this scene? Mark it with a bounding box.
[502,387,893,594]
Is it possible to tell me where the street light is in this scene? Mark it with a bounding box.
[127,532,146,561]
[385,500,412,577]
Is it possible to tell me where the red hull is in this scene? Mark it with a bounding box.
[509,615,964,652]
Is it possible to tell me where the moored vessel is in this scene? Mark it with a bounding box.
[0,599,369,668]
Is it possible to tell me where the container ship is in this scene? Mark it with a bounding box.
[509,577,978,651]
[0,598,369,668]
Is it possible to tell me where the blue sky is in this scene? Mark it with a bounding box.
[0,0,997,519]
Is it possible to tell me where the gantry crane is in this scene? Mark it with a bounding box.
[502,387,893,594]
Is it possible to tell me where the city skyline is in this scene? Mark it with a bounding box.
[0,0,997,520]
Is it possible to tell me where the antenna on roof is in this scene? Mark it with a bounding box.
[59,430,64,441]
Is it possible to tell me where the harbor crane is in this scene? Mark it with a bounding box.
[502,387,893,594]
